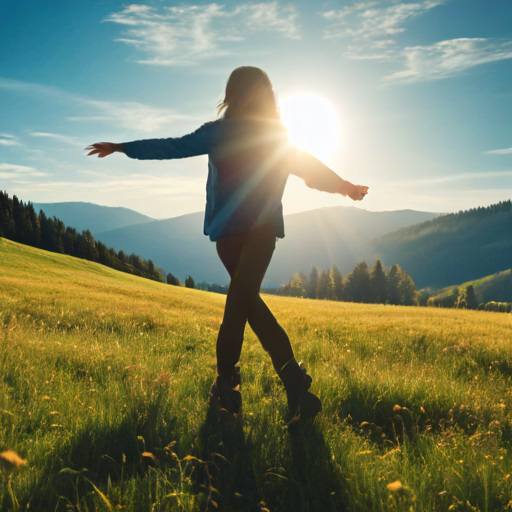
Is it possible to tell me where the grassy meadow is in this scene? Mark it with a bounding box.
[1,237,512,511]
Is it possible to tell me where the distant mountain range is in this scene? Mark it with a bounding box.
[26,198,512,297]
[32,202,154,235]
[371,200,512,289]
[92,206,439,285]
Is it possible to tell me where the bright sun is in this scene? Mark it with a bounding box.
[280,93,341,164]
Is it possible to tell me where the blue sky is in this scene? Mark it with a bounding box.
[1,0,511,218]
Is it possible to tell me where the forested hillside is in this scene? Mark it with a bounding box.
[428,268,512,306]
[372,200,512,289]
[0,191,164,282]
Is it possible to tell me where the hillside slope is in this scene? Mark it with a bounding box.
[432,268,512,303]
[1,238,512,511]
[33,201,154,235]
[372,200,512,289]
[96,206,439,284]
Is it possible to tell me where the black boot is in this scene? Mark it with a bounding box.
[209,366,242,416]
[278,359,322,422]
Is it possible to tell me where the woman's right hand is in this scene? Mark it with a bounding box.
[85,142,122,158]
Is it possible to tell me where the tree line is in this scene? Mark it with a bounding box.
[425,285,511,313]
[0,191,164,282]
[265,260,419,306]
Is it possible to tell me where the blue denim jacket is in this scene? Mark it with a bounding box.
[123,118,291,241]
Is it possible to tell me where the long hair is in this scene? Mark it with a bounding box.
[217,66,279,120]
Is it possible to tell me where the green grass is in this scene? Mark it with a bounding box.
[1,237,512,511]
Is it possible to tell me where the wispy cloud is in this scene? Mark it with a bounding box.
[385,38,512,83]
[403,169,512,185]
[68,99,189,132]
[18,172,205,199]
[486,147,512,155]
[0,162,49,179]
[0,77,188,132]
[29,132,86,147]
[105,2,300,66]
[322,1,443,59]
[0,134,20,146]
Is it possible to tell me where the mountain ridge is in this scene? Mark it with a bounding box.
[371,200,512,289]
[95,205,440,285]
[33,201,155,235]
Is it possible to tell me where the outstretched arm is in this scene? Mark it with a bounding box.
[85,123,215,161]
[290,148,369,201]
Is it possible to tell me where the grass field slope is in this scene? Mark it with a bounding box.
[1,238,512,511]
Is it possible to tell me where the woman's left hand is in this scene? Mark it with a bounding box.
[339,181,369,201]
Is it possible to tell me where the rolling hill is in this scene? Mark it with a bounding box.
[95,206,440,285]
[33,201,154,235]
[371,200,512,289]
[430,268,512,304]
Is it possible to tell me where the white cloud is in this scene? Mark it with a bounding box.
[105,2,300,66]
[323,1,442,40]
[0,77,189,132]
[29,132,86,147]
[0,163,39,173]
[322,0,442,59]
[385,38,512,83]
[0,162,49,179]
[487,147,512,155]
[0,134,20,146]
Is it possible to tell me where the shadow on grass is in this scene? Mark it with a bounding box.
[197,404,263,511]
[270,422,347,512]
[197,405,347,512]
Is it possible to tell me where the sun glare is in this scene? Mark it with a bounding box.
[280,93,341,164]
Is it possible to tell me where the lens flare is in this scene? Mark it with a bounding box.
[280,93,341,164]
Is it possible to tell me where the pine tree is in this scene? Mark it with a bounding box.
[457,285,478,310]
[307,265,318,299]
[369,260,387,303]
[330,264,343,301]
[345,261,370,302]
[466,285,478,310]
[185,275,195,289]
[25,202,41,247]
[418,289,431,307]
[54,219,66,254]
[288,272,306,297]
[167,272,179,286]
[387,264,402,305]
[39,211,55,252]
[398,270,418,305]
[316,269,333,300]
[11,195,26,244]
[0,191,8,237]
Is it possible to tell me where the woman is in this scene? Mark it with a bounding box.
[86,66,368,421]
